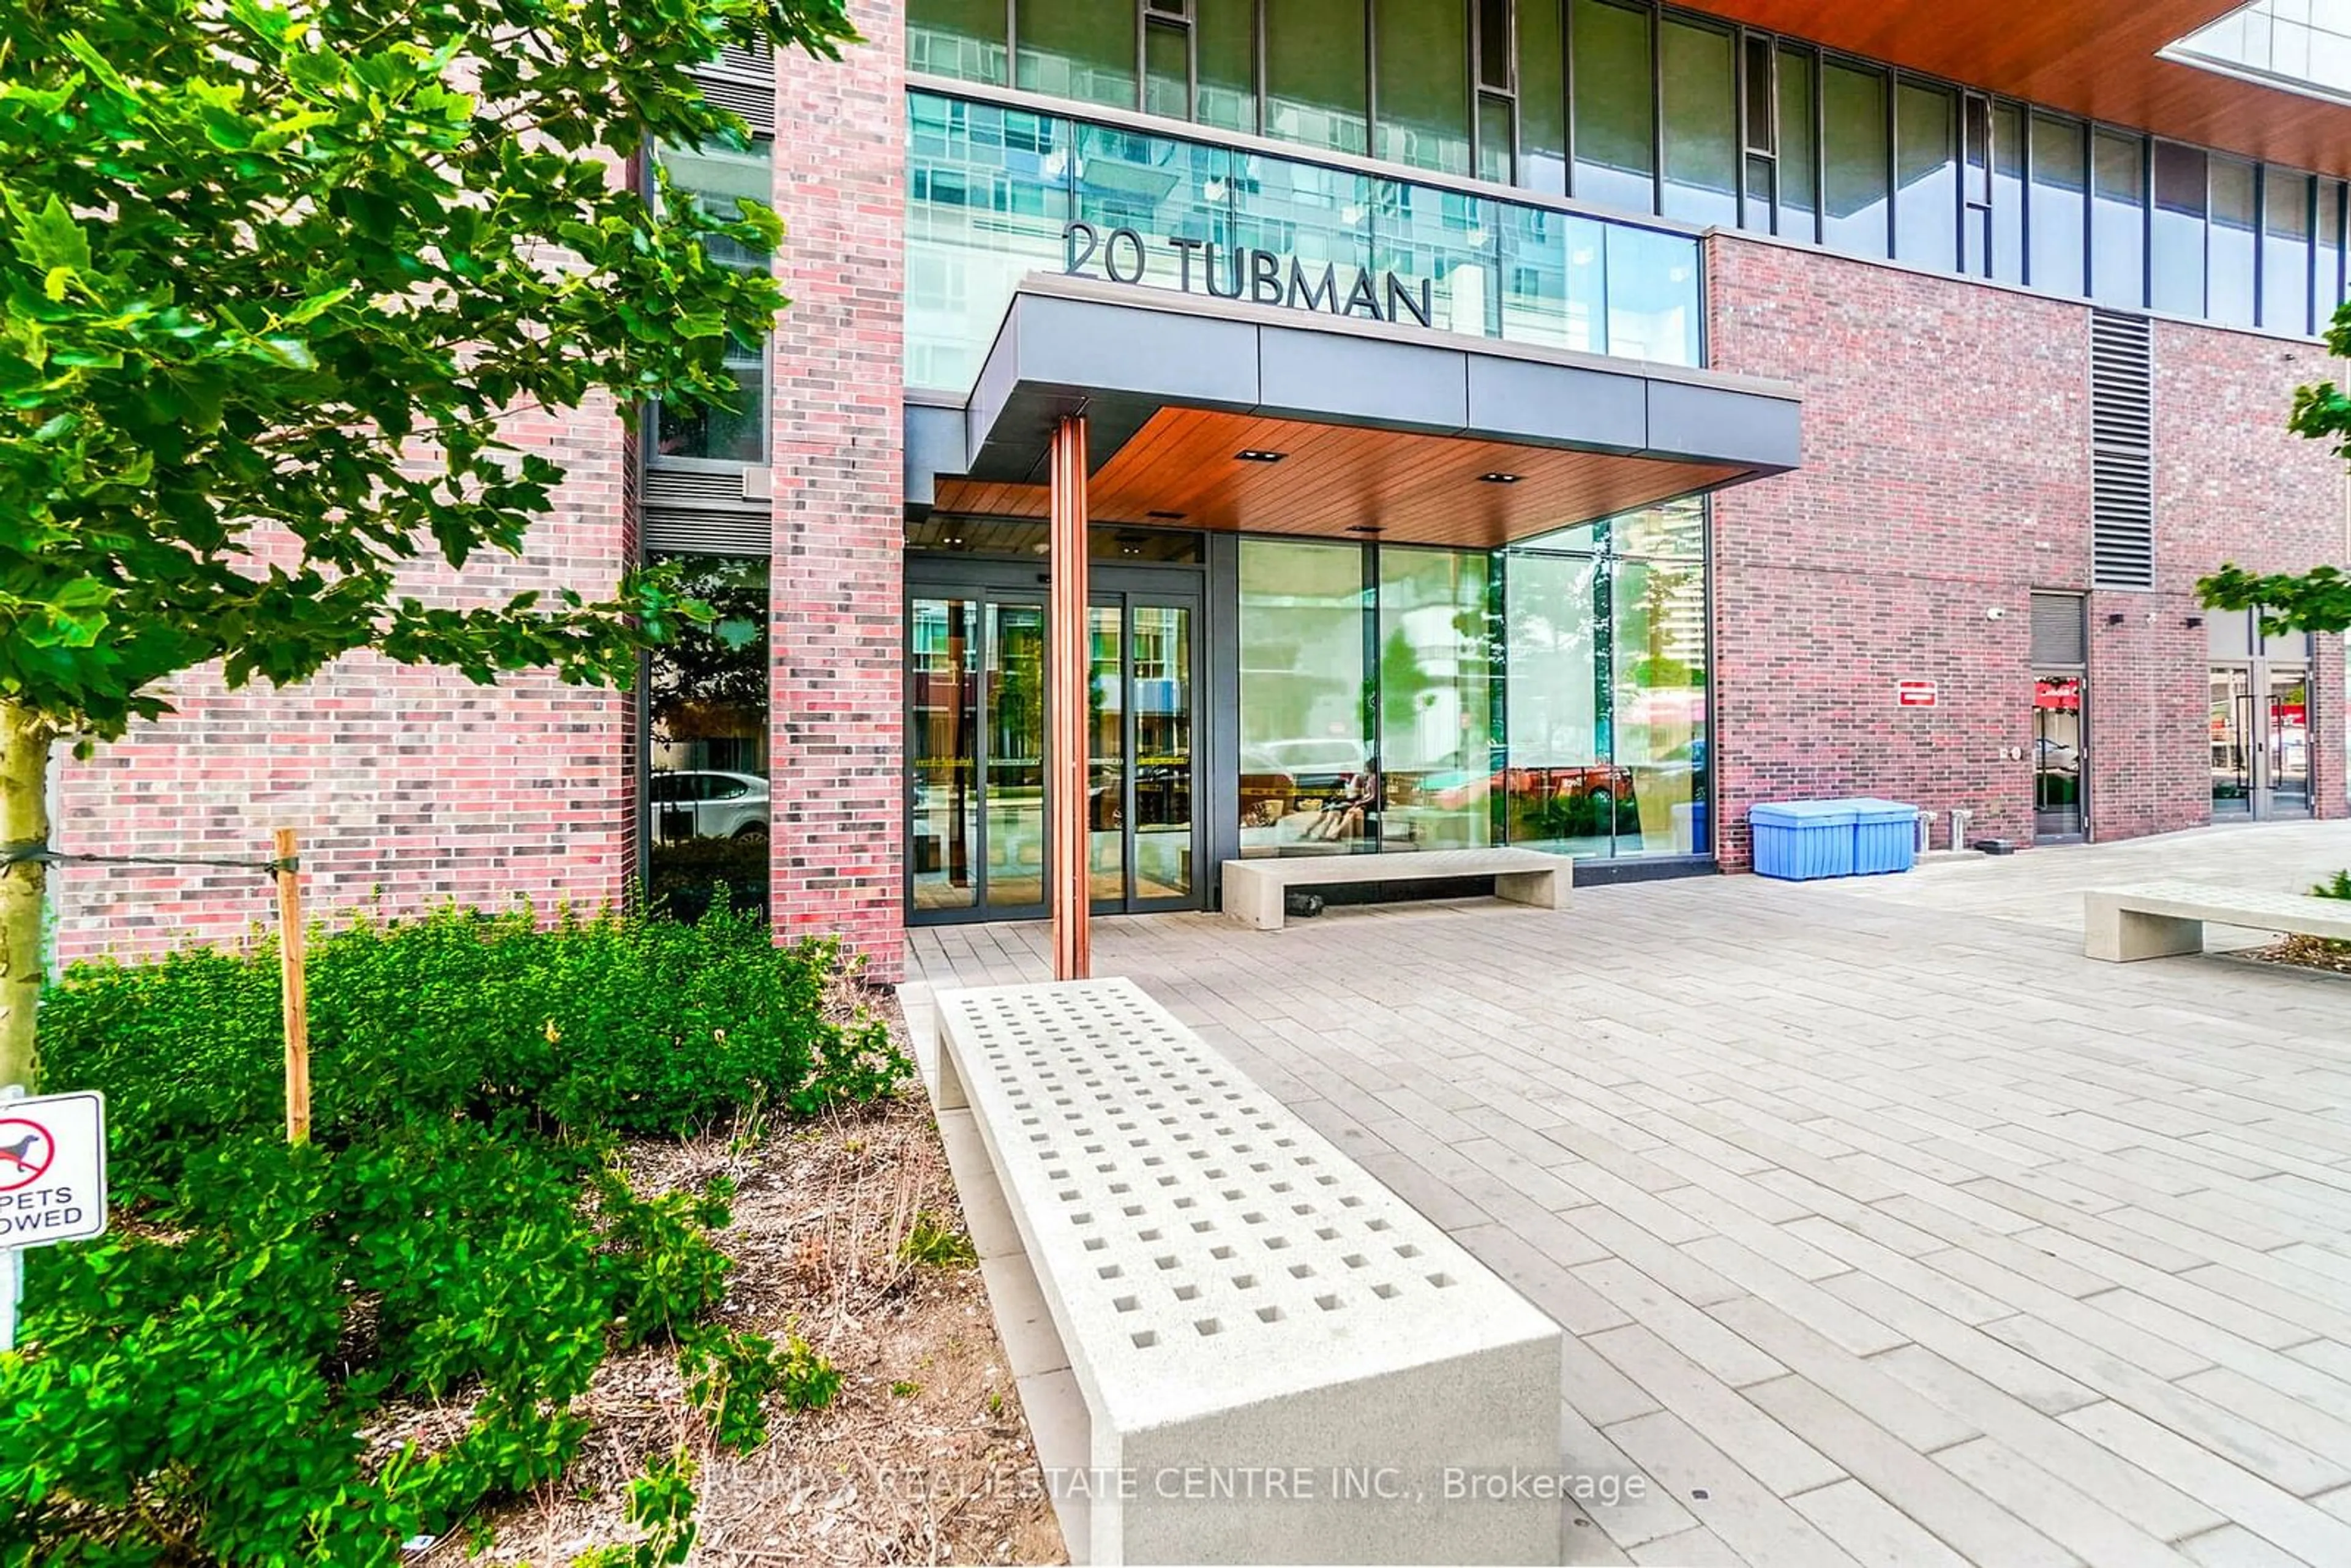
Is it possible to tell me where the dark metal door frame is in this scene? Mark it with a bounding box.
[907,555,1209,923]
[1090,585,1204,915]
[903,581,1050,926]
[2033,671,2087,844]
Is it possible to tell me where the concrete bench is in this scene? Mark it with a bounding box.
[2083,880,2351,961]
[933,977,1563,1566]
[1221,847,1573,931]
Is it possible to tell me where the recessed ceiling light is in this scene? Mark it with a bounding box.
[1480,471,1521,484]
[1235,449,1287,463]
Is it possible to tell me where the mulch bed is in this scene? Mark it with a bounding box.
[2249,934,2351,978]
[403,1000,1065,1567]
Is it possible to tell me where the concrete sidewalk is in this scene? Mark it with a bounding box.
[908,822,2351,1566]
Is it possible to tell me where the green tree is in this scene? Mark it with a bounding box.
[0,0,857,1089]
[2197,303,2351,634]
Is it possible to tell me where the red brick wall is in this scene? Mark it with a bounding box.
[2142,320,2347,834]
[52,398,634,961]
[1705,234,2346,870]
[766,1,907,981]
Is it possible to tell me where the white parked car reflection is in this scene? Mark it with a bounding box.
[650,769,770,841]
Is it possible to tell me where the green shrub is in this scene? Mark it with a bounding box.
[569,1451,700,1568]
[39,901,910,1188]
[7,902,907,1564]
[0,1118,681,1563]
[2314,869,2351,900]
[647,836,770,924]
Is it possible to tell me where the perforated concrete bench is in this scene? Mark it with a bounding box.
[2083,880,2351,961]
[933,978,1563,1566]
[1220,847,1573,931]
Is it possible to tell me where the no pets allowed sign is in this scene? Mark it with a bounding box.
[0,1090,108,1248]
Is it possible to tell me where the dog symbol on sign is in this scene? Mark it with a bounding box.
[0,1120,53,1193]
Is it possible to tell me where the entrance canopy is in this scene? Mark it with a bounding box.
[906,274,1800,550]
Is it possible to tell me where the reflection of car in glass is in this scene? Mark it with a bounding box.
[1248,739,1370,792]
[1418,749,1633,812]
[1240,740,1370,828]
[2034,737,2079,770]
[650,770,770,840]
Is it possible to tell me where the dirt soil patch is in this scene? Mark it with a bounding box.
[2249,934,2351,977]
[409,1000,1065,1567]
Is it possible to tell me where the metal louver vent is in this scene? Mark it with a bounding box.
[697,40,776,132]
[716,39,774,75]
[644,468,754,509]
[2090,311,2154,590]
[2030,592,2087,666]
[643,508,772,556]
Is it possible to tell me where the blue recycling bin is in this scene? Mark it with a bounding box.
[1748,801,1859,880]
[1846,798,1922,874]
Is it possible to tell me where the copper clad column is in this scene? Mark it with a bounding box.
[1048,414,1091,981]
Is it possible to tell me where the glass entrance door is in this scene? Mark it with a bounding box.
[909,591,1048,919]
[2033,673,2085,841]
[2267,670,2312,816]
[1089,593,1199,912]
[909,580,1199,921]
[2210,669,2253,816]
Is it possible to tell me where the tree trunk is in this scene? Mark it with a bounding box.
[0,700,54,1092]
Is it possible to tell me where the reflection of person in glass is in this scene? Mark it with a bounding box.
[1304,768,1379,842]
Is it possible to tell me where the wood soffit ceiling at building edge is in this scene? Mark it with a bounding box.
[1698,0,2351,179]
[929,408,1746,550]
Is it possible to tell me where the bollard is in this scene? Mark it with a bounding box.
[1949,807,1974,850]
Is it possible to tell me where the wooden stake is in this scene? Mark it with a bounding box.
[274,828,310,1145]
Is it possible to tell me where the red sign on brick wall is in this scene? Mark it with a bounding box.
[1895,680,1938,708]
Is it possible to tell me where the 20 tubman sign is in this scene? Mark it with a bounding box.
[1063,220,1436,328]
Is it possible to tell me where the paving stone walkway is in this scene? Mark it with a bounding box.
[906,821,2351,1566]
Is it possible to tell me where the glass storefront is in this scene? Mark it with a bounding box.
[645,555,771,921]
[1238,540,1373,854]
[1235,500,1708,866]
[908,0,2351,337]
[905,89,1701,392]
[2205,609,2315,820]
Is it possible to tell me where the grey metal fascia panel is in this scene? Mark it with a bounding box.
[1465,356,1649,454]
[1256,327,1469,432]
[966,309,1026,471]
[1644,380,1801,469]
[1013,295,1261,410]
[903,402,967,509]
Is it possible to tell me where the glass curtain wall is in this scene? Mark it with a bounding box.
[1237,501,1707,864]
[1238,541,1374,855]
[1820,62,1888,255]
[907,4,2351,339]
[1660,17,1738,227]
[645,555,772,921]
[1377,0,1472,176]
[906,89,1699,389]
[1378,549,1498,850]
[1573,0,1656,212]
[1894,80,1957,269]
[650,135,773,462]
[1269,0,1370,155]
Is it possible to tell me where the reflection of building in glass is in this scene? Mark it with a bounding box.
[1229,505,1708,864]
[645,555,771,921]
[904,89,1704,389]
[2165,1,2351,103]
